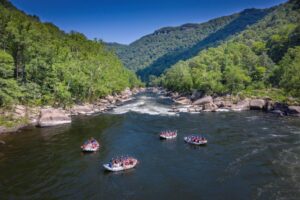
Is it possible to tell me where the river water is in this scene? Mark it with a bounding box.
[0,93,300,200]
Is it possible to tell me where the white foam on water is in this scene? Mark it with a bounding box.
[216,108,230,112]
[110,95,178,116]
[269,134,288,138]
[291,130,300,135]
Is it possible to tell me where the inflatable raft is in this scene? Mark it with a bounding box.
[160,130,177,139]
[184,135,207,145]
[103,156,138,172]
[81,138,100,152]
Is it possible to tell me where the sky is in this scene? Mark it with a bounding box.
[10,0,287,44]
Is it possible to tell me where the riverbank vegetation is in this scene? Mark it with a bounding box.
[0,0,142,109]
[150,0,300,103]
[0,114,27,128]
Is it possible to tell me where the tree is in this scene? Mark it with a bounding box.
[279,46,300,97]
[163,61,193,92]
[0,50,21,106]
[0,1,141,108]
[224,65,251,93]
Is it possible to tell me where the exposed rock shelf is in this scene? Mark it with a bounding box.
[149,87,300,117]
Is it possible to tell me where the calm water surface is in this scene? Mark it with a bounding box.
[0,93,300,200]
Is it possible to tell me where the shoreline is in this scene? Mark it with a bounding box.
[1,87,300,135]
[0,87,146,135]
[149,87,300,117]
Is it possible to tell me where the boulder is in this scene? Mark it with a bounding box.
[187,108,196,112]
[159,89,167,95]
[203,102,218,112]
[193,96,213,106]
[175,97,191,105]
[99,106,108,112]
[270,109,285,116]
[213,97,224,107]
[232,99,250,111]
[191,91,203,101]
[288,106,300,117]
[13,105,26,119]
[27,107,40,126]
[38,108,71,127]
[116,97,133,105]
[106,95,115,103]
[121,87,132,97]
[71,104,94,115]
[169,107,180,113]
[151,87,160,93]
[213,97,233,108]
[98,99,109,104]
[187,105,202,112]
[170,92,179,99]
[195,107,203,112]
[131,87,140,94]
[265,100,274,111]
[250,99,266,110]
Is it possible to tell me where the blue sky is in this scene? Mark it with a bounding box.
[10,0,287,44]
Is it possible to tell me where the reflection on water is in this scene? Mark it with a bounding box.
[0,93,300,199]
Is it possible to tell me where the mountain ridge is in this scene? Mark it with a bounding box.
[152,0,300,100]
[108,7,273,80]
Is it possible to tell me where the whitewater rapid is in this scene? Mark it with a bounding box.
[110,94,178,116]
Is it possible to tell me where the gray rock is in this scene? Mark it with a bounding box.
[120,87,132,99]
[250,99,266,110]
[170,92,179,99]
[232,99,250,111]
[195,106,203,112]
[151,87,160,93]
[132,87,140,94]
[193,96,213,105]
[191,91,203,101]
[13,105,26,119]
[270,109,285,116]
[71,105,94,115]
[213,97,224,107]
[203,102,218,112]
[213,97,233,108]
[98,99,109,104]
[38,108,71,127]
[122,87,132,95]
[106,95,115,103]
[288,106,300,117]
[175,97,191,105]
[265,100,274,111]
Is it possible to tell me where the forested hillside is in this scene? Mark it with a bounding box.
[0,0,141,108]
[108,8,271,80]
[152,0,300,100]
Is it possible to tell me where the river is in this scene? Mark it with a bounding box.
[0,93,300,199]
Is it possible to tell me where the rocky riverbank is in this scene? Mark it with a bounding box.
[1,87,299,135]
[0,87,146,134]
[149,87,300,117]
